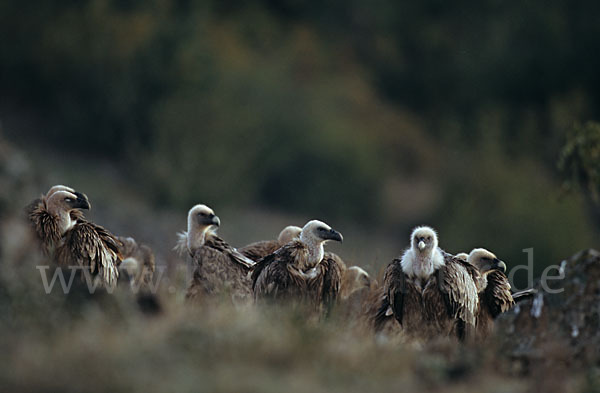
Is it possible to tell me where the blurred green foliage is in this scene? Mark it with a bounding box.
[1,0,599,274]
[559,121,600,202]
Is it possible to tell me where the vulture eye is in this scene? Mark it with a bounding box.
[65,198,73,203]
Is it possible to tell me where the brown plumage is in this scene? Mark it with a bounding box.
[117,236,156,290]
[177,204,255,304]
[251,240,311,303]
[55,217,122,289]
[307,252,343,314]
[374,226,480,341]
[465,248,514,337]
[252,220,343,309]
[28,202,63,256]
[28,186,122,289]
[27,185,90,256]
[186,235,255,303]
[238,225,302,261]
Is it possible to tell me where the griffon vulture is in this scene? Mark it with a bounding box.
[118,236,156,290]
[29,188,121,288]
[176,204,256,304]
[374,226,479,341]
[27,185,89,255]
[238,225,302,261]
[465,248,514,337]
[251,220,343,306]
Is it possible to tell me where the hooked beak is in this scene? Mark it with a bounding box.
[493,258,507,273]
[199,213,220,227]
[325,228,343,243]
[418,241,426,251]
[72,192,91,210]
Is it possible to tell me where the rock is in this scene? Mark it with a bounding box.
[496,249,600,367]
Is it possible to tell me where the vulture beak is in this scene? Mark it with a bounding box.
[493,258,507,273]
[199,213,220,227]
[418,240,426,251]
[324,228,343,242]
[71,193,91,210]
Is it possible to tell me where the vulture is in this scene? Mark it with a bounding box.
[28,186,122,289]
[27,185,89,255]
[118,236,156,291]
[251,220,343,307]
[176,204,256,304]
[238,225,302,261]
[465,248,514,337]
[374,226,480,341]
[340,265,371,300]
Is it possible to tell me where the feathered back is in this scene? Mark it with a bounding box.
[483,270,514,317]
[28,204,62,255]
[238,240,280,262]
[251,240,310,301]
[56,219,122,288]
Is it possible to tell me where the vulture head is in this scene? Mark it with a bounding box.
[45,185,90,209]
[467,248,507,275]
[300,220,343,244]
[180,204,220,253]
[401,226,445,279]
[277,225,302,245]
[45,190,91,214]
[299,220,343,268]
[45,190,90,234]
[341,265,371,299]
[188,204,220,231]
[410,226,438,254]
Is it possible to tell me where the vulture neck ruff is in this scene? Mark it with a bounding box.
[401,247,445,280]
[46,205,76,236]
[187,227,215,253]
[299,232,324,269]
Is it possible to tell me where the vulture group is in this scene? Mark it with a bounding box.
[27,185,528,342]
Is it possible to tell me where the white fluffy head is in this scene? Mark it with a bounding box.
[410,226,438,253]
[278,225,302,245]
[401,225,445,279]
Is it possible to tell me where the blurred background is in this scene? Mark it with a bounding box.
[1,0,599,287]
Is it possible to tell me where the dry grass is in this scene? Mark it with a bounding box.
[0,250,596,393]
